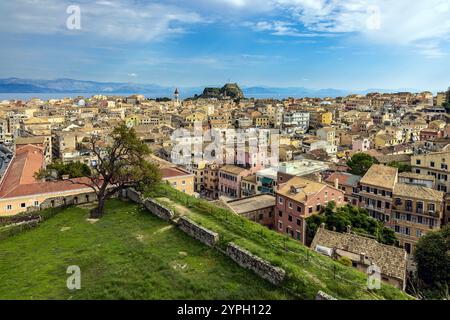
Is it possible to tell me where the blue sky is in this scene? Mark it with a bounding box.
[1,0,450,91]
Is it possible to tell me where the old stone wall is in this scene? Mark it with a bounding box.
[177,216,219,247]
[225,242,285,286]
[142,198,174,221]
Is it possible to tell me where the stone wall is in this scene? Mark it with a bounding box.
[315,291,337,300]
[39,192,97,210]
[225,242,285,286]
[126,188,143,204]
[143,198,174,221]
[177,216,219,247]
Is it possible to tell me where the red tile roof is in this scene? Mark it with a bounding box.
[0,145,92,199]
[160,167,193,179]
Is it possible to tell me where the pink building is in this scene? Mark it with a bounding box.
[218,165,251,199]
[275,177,345,244]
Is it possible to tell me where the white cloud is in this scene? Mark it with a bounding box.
[242,0,450,57]
[0,0,205,42]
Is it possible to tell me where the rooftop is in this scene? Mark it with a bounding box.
[360,164,398,189]
[276,176,331,202]
[393,183,444,202]
[226,194,276,214]
[219,165,249,176]
[311,227,407,281]
[160,167,193,179]
[325,172,361,187]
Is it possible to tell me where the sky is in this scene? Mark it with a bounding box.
[1,0,450,91]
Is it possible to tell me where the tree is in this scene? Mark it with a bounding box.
[36,161,91,179]
[39,123,161,218]
[347,153,378,176]
[306,203,397,246]
[413,225,450,299]
[387,161,412,173]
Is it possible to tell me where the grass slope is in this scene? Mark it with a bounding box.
[147,184,413,300]
[0,200,289,300]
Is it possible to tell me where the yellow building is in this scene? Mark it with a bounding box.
[160,167,195,195]
[255,115,271,127]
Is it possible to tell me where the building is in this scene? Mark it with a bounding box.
[324,172,361,206]
[204,164,220,199]
[411,151,450,193]
[218,165,251,199]
[317,127,336,146]
[226,194,275,229]
[311,226,407,291]
[359,165,397,223]
[391,183,444,253]
[241,174,257,197]
[160,167,195,195]
[275,176,345,243]
[0,144,93,216]
[359,164,445,253]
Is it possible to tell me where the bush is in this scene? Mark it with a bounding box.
[337,256,352,267]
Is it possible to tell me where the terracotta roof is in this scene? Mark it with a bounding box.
[160,167,193,179]
[393,183,444,202]
[311,227,407,281]
[0,145,45,197]
[219,165,249,176]
[325,172,361,187]
[360,164,398,189]
[276,176,329,202]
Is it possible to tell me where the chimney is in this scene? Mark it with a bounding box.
[335,178,339,189]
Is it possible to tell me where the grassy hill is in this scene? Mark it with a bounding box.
[146,184,413,300]
[0,200,289,300]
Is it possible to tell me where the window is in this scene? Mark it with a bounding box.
[430,161,435,168]
[278,211,283,217]
[34,201,39,206]
[6,204,12,210]
[278,197,283,204]
[296,231,301,240]
[416,159,421,165]
[296,219,301,226]
[258,213,263,221]
[428,203,436,212]
[297,206,302,213]
[288,202,293,209]
[278,221,283,230]
[308,207,313,214]
[21,203,26,208]
[316,204,321,211]
[395,226,400,233]
[288,215,293,222]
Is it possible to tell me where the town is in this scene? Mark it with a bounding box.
[0,83,449,300]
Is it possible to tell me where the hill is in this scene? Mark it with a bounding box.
[0,200,288,299]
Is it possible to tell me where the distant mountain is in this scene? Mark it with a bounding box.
[0,78,420,99]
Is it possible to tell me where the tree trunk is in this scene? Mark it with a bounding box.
[90,196,106,219]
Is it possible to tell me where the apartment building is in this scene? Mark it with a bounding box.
[391,183,444,254]
[411,151,450,193]
[275,176,345,244]
[218,165,251,199]
[359,165,397,224]
[204,164,220,199]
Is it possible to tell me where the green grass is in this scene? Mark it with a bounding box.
[0,199,290,300]
[147,184,413,300]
